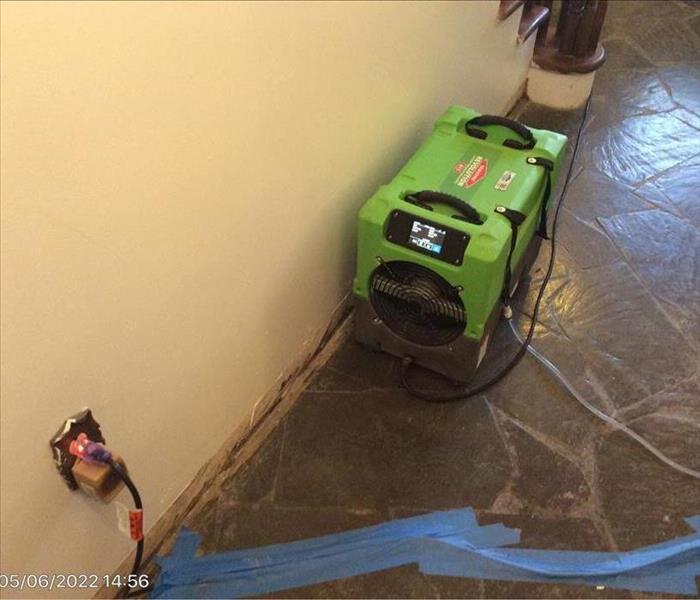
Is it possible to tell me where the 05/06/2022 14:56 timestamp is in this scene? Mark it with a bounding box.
[0,573,150,592]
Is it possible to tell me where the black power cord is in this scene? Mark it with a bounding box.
[401,95,592,402]
[107,458,153,598]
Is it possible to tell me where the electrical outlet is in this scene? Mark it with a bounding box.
[50,408,105,490]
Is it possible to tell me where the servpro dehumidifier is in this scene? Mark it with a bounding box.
[353,107,567,383]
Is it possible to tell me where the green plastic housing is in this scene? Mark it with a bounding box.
[353,106,567,380]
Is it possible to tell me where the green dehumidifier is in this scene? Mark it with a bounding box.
[353,107,567,383]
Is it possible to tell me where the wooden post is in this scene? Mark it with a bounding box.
[533,0,607,74]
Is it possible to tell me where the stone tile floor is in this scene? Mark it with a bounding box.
[157,2,700,597]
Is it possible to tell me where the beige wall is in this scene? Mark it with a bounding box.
[0,1,532,593]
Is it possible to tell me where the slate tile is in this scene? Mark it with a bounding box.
[608,510,700,555]
[511,278,576,340]
[548,262,697,404]
[678,0,700,12]
[596,427,700,550]
[606,0,698,27]
[672,106,700,131]
[508,275,649,420]
[416,574,484,599]
[625,18,700,65]
[308,336,400,392]
[215,503,386,553]
[275,390,511,510]
[508,263,686,415]
[557,209,622,271]
[618,376,700,425]
[480,513,609,550]
[263,565,445,599]
[307,366,369,393]
[493,577,677,599]
[490,413,592,518]
[475,318,613,459]
[524,243,576,288]
[559,168,655,229]
[602,0,697,50]
[691,12,700,38]
[220,421,286,503]
[584,111,700,186]
[520,104,587,141]
[598,38,656,70]
[483,579,640,599]
[160,494,221,558]
[598,209,700,339]
[616,377,700,473]
[592,68,676,122]
[478,514,636,598]
[656,64,700,117]
[635,158,700,226]
[634,173,678,209]
[621,410,700,474]
[186,497,221,557]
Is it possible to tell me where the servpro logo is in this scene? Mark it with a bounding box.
[454,155,488,188]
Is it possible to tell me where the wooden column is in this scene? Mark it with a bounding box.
[533,0,607,74]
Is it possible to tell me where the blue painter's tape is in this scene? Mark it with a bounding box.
[155,508,519,590]
[152,511,700,598]
[153,508,517,597]
[419,522,700,596]
[155,537,423,599]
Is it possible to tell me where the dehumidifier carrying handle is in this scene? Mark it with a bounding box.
[465,115,536,150]
[408,191,483,225]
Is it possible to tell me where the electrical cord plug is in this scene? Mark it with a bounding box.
[71,434,147,596]
[69,432,113,463]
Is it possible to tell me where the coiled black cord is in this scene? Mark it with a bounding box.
[401,95,591,402]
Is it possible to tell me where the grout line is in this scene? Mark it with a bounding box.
[598,225,699,351]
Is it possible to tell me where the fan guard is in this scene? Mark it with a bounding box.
[369,261,466,346]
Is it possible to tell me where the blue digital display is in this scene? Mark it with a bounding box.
[409,220,446,254]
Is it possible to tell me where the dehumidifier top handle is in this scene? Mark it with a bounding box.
[465,115,536,150]
[410,191,483,225]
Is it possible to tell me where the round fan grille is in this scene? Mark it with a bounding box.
[369,261,466,346]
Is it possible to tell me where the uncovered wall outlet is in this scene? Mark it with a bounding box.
[50,408,105,489]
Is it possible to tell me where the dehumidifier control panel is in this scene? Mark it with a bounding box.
[385,210,469,266]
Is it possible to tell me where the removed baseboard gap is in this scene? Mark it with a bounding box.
[96,292,355,598]
[248,292,353,430]
[507,88,530,120]
[504,80,529,120]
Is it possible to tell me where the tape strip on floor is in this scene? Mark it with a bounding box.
[151,510,700,598]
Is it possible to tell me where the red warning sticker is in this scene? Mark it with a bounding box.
[129,509,144,541]
[454,155,488,188]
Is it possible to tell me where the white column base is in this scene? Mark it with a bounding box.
[526,64,596,110]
